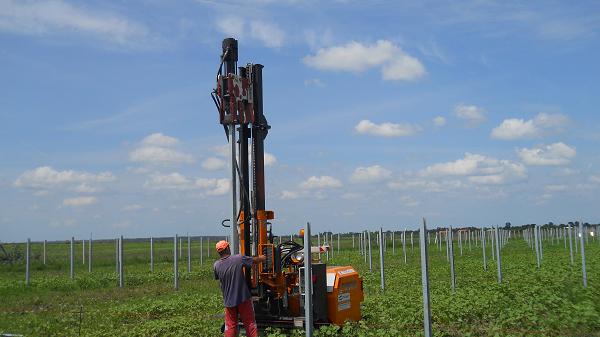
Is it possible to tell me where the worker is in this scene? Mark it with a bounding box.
[214,240,266,337]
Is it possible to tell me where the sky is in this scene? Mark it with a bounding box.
[1,0,600,242]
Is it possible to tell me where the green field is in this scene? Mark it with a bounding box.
[1,231,599,336]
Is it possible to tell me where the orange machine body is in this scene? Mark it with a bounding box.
[325,266,364,325]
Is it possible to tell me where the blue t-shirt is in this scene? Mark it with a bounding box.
[213,254,253,307]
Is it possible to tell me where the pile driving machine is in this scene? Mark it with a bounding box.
[210,38,364,329]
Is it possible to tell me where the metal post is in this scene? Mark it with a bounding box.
[534,226,541,268]
[420,219,432,337]
[482,228,487,271]
[119,236,124,288]
[174,235,179,290]
[317,233,321,260]
[200,237,203,265]
[337,233,340,254]
[458,230,463,256]
[88,234,92,273]
[568,224,574,265]
[43,239,46,265]
[25,238,30,285]
[82,239,85,265]
[352,234,355,249]
[304,222,313,337]
[207,238,210,258]
[449,226,455,291]
[403,229,407,264]
[70,237,74,280]
[363,232,367,264]
[115,238,119,274]
[392,231,395,255]
[495,226,502,283]
[379,227,385,291]
[150,237,154,272]
[579,221,588,288]
[187,234,191,273]
[367,230,372,272]
[410,232,414,251]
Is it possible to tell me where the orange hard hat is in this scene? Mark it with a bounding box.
[215,240,230,252]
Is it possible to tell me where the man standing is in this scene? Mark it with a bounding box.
[214,240,266,337]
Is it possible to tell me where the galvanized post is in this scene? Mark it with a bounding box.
[70,236,74,279]
[574,223,579,253]
[379,227,385,291]
[410,232,414,252]
[420,219,432,337]
[490,229,495,261]
[179,237,183,259]
[187,234,191,273]
[458,230,463,256]
[25,238,30,286]
[207,238,210,258]
[579,221,588,288]
[495,226,502,283]
[392,231,395,255]
[367,230,372,272]
[115,238,119,274]
[43,239,46,265]
[174,235,179,290]
[449,226,455,291]
[304,222,313,337]
[119,236,124,288]
[317,233,321,260]
[150,237,154,272]
[88,234,92,273]
[200,237,203,265]
[534,226,541,268]
[403,229,407,264]
[481,228,487,271]
[539,226,543,260]
[337,233,340,254]
[352,234,355,249]
[82,239,85,265]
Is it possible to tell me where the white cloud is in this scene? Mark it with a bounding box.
[14,166,115,188]
[355,119,422,137]
[130,146,194,164]
[517,142,576,166]
[350,165,392,183]
[215,16,284,48]
[433,116,446,127]
[491,113,570,140]
[70,183,100,193]
[303,40,425,81]
[590,175,600,184]
[299,176,343,189]
[280,190,300,200]
[144,172,192,190]
[545,184,567,192]
[422,153,527,185]
[0,0,154,48]
[63,196,97,207]
[454,104,486,125]
[264,152,277,166]
[202,157,227,171]
[212,144,230,157]
[400,195,420,207]
[195,178,230,196]
[122,204,143,212]
[249,20,284,48]
[141,133,180,147]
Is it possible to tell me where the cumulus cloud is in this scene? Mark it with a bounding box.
[202,157,227,171]
[141,133,180,147]
[144,172,192,190]
[422,153,527,185]
[63,196,97,207]
[433,116,446,127]
[491,113,570,140]
[264,152,277,166]
[130,146,194,164]
[517,142,576,166]
[280,190,300,200]
[215,16,284,48]
[0,0,155,48]
[195,178,230,196]
[350,165,392,183]
[14,166,115,189]
[299,176,343,189]
[303,40,425,81]
[454,104,486,125]
[355,120,422,137]
[130,133,194,165]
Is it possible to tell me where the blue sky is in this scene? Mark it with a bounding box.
[1,0,599,242]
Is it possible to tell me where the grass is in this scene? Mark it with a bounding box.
[1,232,599,336]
